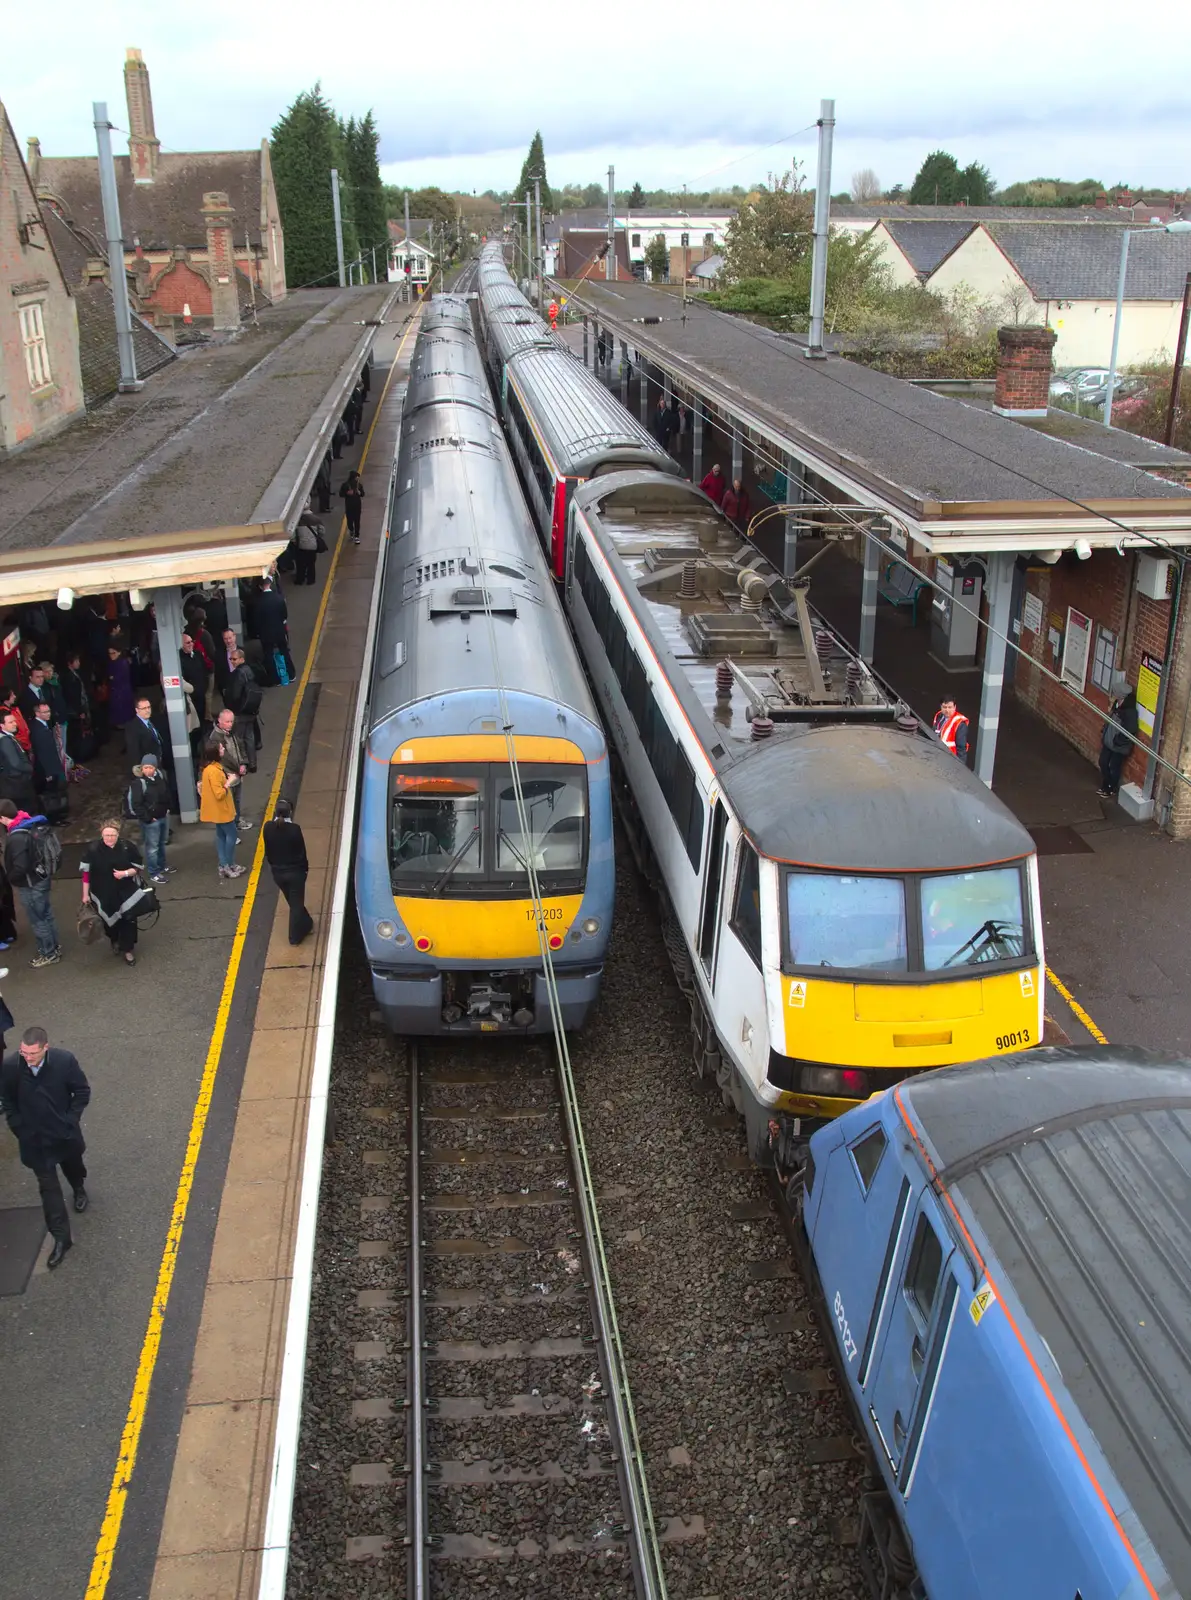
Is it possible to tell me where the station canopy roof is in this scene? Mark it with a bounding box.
[570,279,1191,555]
[0,522,288,606]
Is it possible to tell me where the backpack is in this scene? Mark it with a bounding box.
[29,823,62,881]
[122,780,140,821]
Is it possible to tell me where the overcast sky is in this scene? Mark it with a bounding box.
[6,0,1188,196]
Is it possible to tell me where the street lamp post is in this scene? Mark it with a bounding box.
[1103,220,1191,426]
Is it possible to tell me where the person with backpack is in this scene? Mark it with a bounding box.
[80,820,149,966]
[293,509,323,587]
[126,754,172,883]
[0,800,62,968]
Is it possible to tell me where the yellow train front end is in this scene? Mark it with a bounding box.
[763,853,1045,1126]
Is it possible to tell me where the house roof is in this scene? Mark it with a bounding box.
[387,218,434,243]
[37,149,266,252]
[986,221,1191,300]
[832,201,1137,223]
[693,254,724,278]
[882,219,976,275]
[559,230,634,281]
[39,206,175,407]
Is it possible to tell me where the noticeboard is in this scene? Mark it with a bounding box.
[1061,608,1092,691]
[1022,592,1044,637]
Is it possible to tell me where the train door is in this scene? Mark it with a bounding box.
[865,1189,960,1487]
[714,832,769,1080]
[697,800,728,981]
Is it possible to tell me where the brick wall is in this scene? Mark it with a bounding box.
[1014,550,1178,796]
[145,257,211,318]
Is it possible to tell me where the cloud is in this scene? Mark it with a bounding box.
[4,0,1188,196]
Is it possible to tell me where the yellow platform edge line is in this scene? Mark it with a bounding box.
[1044,963,1110,1047]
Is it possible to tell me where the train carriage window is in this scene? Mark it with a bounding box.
[848,1127,887,1196]
[607,611,628,684]
[670,746,703,869]
[624,652,649,731]
[920,866,1026,970]
[730,841,763,969]
[905,1214,944,1325]
[573,538,591,595]
[644,696,676,796]
[591,575,610,641]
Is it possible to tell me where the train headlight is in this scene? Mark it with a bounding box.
[394,931,410,947]
[376,920,396,940]
[581,917,601,936]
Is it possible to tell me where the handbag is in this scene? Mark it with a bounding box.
[314,526,328,554]
[133,881,161,922]
[77,903,104,944]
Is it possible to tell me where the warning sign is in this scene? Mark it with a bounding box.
[788,981,807,1009]
[969,1283,995,1326]
[1019,971,1035,998]
[1137,652,1162,739]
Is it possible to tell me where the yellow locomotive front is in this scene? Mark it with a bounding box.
[765,852,1045,1124]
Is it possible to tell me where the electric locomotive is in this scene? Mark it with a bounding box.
[475,243,679,579]
[355,298,614,1035]
[804,1046,1191,1600]
[564,471,1043,1158]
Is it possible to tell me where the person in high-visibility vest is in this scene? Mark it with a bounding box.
[547,299,559,330]
[933,698,969,759]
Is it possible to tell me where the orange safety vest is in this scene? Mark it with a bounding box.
[934,710,968,753]
[548,302,559,326]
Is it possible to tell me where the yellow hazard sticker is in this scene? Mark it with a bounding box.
[969,1282,995,1326]
[1019,971,1035,998]
[789,980,807,1009]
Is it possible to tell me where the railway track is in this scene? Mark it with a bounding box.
[286,853,865,1600]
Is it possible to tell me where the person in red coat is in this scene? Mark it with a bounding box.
[722,476,751,528]
[699,464,726,505]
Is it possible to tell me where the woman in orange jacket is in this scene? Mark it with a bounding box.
[199,739,244,879]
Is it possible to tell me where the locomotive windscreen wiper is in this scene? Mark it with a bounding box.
[941,918,1023,967]
[430,825,481,896]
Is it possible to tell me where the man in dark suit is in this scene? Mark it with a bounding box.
[252,580,292,684]
[126,696,167,769]
[17,665,49,724]
[1,1026,91,1270]
[0,712,35,811]
[28,704,66,814]
[223,651,263,771]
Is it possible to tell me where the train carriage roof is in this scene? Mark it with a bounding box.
[404,305,495,420]
[904,1049,1191,1598]
[507,348,680,479]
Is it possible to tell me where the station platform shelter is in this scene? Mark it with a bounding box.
[566,278,1191,837]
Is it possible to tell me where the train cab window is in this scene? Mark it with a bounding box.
[785,873,908,972]
[730,842,763,969]
[920,866,1025,970]
[390,769,483,889]
[905,1214,944,1325]
[495,768,588,883]
[848,1126,887,1196]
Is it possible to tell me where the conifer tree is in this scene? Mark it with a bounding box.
[271,86,358,287]
[516,132,554,213]
[346,112,387,275]
[628,182,645,207]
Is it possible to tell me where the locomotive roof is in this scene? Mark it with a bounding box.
[507,348,680,478]
[905,1048,1191,1598]
[574,472,1032,869]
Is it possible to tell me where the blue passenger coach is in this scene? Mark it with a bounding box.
[803,1047,1191,1600]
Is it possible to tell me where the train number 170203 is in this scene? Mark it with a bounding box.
[526,905,564,921]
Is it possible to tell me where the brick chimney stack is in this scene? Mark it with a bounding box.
[993,324,1057,418]
[124,47,159,183]
[202,191,241,332]
[25,137,40,188]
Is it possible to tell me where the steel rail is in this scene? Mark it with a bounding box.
[407,1042,430,1598]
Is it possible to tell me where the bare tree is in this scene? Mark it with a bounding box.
[850,168,883,203]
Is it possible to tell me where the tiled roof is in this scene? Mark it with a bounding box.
[986,222,1191,300]
[832,202,1136,223]
[40,207,174,408]
[387,218,434,242]
[37,149,265,251]
[883,220,976,275]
